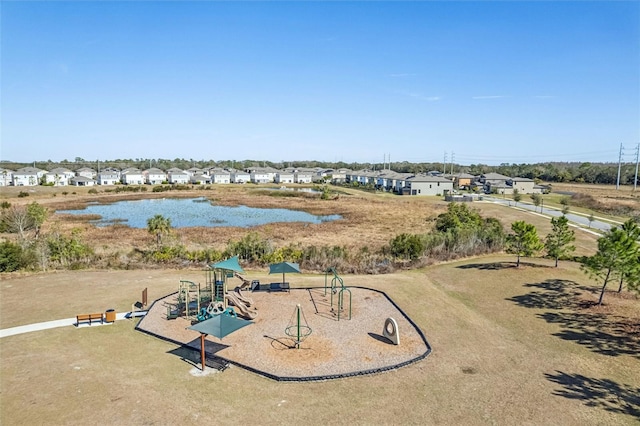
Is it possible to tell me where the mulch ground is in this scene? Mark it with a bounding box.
[137,286,429,379]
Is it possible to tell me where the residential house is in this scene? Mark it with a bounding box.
[478,172,512,194]
[393,173,414,193]
[447,172,475,189]
[12,167,46,186]
[230,170,250,184]
[144,168,167,185]
[76,167,97,179]
[403,175,453,196]
[0,168,14,186]
[508,177,538,194]
[44,167,75,186]
[70,176,96,186]
[120,168,144,185]
[167,168,189,185]
[486,181,513,195]
[275,171,295,184]
[249,168,274,184]
[294,170,314,184]
[97,170,120,185]
[190,173,212,184]
[210,169,231,184]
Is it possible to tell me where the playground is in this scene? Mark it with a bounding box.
[137,259,429,379]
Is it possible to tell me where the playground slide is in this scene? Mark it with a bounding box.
[225,293,257,320]
[234,287,254,306]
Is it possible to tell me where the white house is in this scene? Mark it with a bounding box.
[210,169,231,184]
[76,167,97,179]
[44,167,75,186]
[144,168,167,185]
[12,167,46,186]
[275,171,295,184]
[0,168,14,186]
[190,173,212,184]
[249,168,273,184]
[97,170,120,186]
[120,168,144,185]
[231,171,250,184]
[70,176,96,186]
[167,168,189,185]
[294,171,314,184]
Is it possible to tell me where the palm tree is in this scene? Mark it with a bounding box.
[147,214,172,246]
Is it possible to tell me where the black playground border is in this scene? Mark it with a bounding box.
[135,286,432,382]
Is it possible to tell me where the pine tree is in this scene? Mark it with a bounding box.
[545,215,576,267]
[506,221,544,267]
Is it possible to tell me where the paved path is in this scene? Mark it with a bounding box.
[483,196,617,232]
[0,311,146,338]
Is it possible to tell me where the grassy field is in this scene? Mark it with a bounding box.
[1,257,638,425]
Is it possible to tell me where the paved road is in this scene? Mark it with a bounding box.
[483,196,614,232]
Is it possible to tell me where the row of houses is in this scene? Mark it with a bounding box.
[0,166,329,187]
[0,166,543,196]
[344,170,545,196]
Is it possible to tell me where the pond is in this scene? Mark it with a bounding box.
[56,197,341,229]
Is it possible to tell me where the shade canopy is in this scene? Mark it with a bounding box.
[209,256,245,273]
[268,261,301,285]
[188,313,252,340]
[268,262,301,275]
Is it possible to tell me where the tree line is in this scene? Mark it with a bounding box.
[1,158,637,185]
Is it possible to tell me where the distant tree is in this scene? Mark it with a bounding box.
[560,196,570,215]
[26,202,48,240]
[506,221,544,267]
[545,215,576,267]
[1,202,48,245]
[512,189,522,206]
[530,193,542,212]
[581,222,639,305]
[147,214,172,246]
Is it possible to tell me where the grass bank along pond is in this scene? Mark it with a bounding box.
[56,197,342,228]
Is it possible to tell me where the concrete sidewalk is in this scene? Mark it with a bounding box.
[0,311,147,339]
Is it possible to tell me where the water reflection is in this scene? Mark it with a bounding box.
[57,197,341,229]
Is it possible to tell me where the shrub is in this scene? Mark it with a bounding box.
[18,191,29,198]
[389,233,425,260]
[0,240,24,272]
[47,229,95,268]
[88,188,98,194]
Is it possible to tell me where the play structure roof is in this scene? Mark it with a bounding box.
[209,256,245,273]
[268,262,301,275]
[188,314,252,340]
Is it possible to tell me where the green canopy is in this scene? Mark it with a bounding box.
[209,256,245,273]
[188,313,252,371]
[269,262,301,283]
[188,313,252,340]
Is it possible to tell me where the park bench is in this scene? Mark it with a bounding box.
[76,313,104,326]
[269,282,290,292]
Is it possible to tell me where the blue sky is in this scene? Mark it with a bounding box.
[2,1,638,165]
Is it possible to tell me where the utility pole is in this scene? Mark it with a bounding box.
[450,152,455,175]
[443,152,448,174]
[616,143,623,190]
[634,143,639,191]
